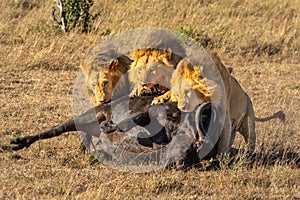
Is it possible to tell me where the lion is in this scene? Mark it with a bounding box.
[211,53,286,153]
[164,54,257,154]
[80,51,133,106]
[152,59,212,110]
[153,53,285,155]
[128,48,182,97]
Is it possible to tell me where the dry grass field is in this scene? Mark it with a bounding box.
[0,0,299,199]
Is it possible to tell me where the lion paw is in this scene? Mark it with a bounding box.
[129,86,143,97]
[151,91,172,105]
[151,96,166,105]
[130,84,158,97]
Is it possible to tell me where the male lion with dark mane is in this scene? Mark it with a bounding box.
[80,51,133,106]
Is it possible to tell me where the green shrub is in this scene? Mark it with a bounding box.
[53,0,99,33]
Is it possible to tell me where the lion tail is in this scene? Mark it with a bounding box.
[255,110,286,122]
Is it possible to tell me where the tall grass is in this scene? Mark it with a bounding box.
[1,0,299,70]
[0,0,299,199]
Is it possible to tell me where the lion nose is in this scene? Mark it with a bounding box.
[179,104,187,111]
[96,97,106,104]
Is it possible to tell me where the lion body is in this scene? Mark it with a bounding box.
[210,53,256,153]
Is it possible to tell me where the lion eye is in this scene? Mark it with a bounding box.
[184,91,190,98]
[91,82,97,89]
[103,80,108,87]
[87,88,95,96]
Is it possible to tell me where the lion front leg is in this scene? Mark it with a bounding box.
[130,83,161,97]
[151,91,175,105]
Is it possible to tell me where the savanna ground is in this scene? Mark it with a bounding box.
[0,0,299,199]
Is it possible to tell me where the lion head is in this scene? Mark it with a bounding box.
[171,59,211,112]
[80,54,132,105]
[128,48,182,97]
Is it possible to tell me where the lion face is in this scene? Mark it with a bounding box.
[171,59,211,112]
[128,48,181,97]
[81,55,132,106]
[171,71,202,112]
[129,49,174,84]
[94,70,113,105]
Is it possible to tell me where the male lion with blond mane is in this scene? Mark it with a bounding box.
[128,48,182,97]
[151,57,232,154]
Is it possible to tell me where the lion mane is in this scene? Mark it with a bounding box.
[128,48,182,97]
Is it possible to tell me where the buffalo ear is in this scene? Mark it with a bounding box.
[108,55,132,71]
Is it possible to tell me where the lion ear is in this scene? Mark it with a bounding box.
[108,59,119,70]
[176,60,186,74]
[108,56,132,73]
[176,59,190,74]
[80,63,89,76]
[227,67,233,74]
[117,55,133,67]
[166,48,172,60]
[109,55,132,69]
[177,59,194,73]
[194,65,203,73]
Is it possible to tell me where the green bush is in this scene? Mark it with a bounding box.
[54,0,99,33]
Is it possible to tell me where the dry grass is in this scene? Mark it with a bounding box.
[0,0,299,199]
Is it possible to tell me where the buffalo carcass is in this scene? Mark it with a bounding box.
[10,95,218,168]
